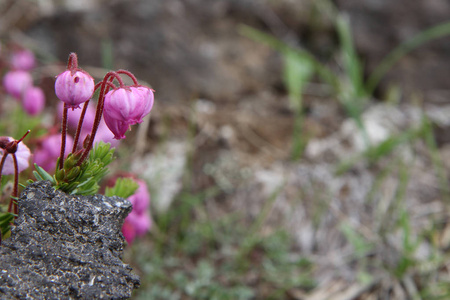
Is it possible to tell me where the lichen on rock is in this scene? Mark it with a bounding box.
[0,181,140,299]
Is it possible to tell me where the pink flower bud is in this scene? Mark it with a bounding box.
[22,86,45,116]
[34,134,74,172]
[103,112,130,140]
[2,70,33,99]
[10,49,35,71]
[103,86,154,126]
[55,70,95,109]
[0,137,31,175]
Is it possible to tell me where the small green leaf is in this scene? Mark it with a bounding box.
[0,212,14,236]
[105,177,139,199]
[33,164,55,183]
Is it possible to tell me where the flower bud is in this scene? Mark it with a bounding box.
[0,137,31,175]
[2,70,33,99]
[10,49,35,71]
[22,86,45,116]
[55,70,95,109]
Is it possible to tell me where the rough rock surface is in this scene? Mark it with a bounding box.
[0,181,140,299]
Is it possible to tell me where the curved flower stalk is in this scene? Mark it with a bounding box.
[0,131,31,215]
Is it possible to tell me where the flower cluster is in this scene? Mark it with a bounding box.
[2,47,45,116]
[0,51,155,246]
[55,53,154,168]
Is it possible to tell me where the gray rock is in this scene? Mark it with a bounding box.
[0,181,140,299]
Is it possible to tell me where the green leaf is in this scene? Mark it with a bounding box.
[0,212,14,236]
[52,141,115,195]
[283,50,314,111]
[33,164,55,183]
[105,177,139,199]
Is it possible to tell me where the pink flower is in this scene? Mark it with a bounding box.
[2,70,33,99]
[22,86,45,116]
[10,49,35,71]
[122,211,152,243]
[103,112,129,140]
[128,180,150,214]
[0,137,31,175]
[131,86,154,119]
[126,211,152,236]
[55,70,95,109]
[34,134,74,172]
[103,86,154,126]
[121,179,152,244]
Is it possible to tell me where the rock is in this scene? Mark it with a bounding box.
[0,181,139,299]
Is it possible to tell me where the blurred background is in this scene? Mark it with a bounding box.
[1,0,450,299]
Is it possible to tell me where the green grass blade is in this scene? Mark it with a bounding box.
[366,21,450,94]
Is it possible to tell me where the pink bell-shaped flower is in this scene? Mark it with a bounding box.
[22,86,45,116]
[55,70,95,109]
[2,70,33,99]
[130,86,154,119]
[34,134,74,172]
[103,86,154,125]
[0,137,31,175]
[103,112,130,140]
[10,49,36,71]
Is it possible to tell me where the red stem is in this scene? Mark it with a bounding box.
[10,154,18,215]
[77,72,120,165]
[117,69,138,85]
[0,152,8,203]
[72,100,90,153]
[59,103,68,170]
